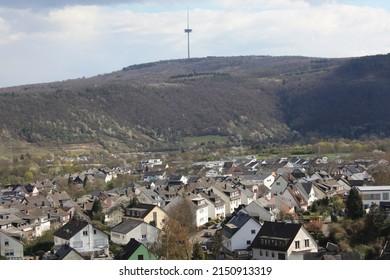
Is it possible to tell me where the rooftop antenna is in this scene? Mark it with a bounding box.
[184,9,192,59]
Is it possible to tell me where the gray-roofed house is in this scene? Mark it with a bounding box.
[53,218,109,259]
[199,190,226,220]
[251,221,318,260]
[221,210,261,253]
[245,200,276,222]
[110,219,160,246]
[46,244,84,260]
[0,229,24,259]
[124,203,167,230]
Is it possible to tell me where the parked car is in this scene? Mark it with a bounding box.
[212,223,221,229]
[203,231,212,238]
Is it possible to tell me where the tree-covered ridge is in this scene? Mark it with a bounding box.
[0,54,389,151]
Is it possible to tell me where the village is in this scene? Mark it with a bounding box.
[1,152,390,260]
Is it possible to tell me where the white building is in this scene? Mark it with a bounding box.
[0,230,24,259]
[221,210,261,253]
[357,186,390,209]
[251,221,318,260]
[110,219,160,246]
[53,218,109,259]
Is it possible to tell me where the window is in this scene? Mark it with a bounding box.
[138,255,144,260]
[246,240,251,245]
[276,182,280,186]
[265,251,268,257]
[142,235,147,239]
[251,230,256,234]
[260,250,263,256]
[383,193,390,201]
[5,240,9,246]
[271,252,275,258]
[305,239,310,247]
[362,193,380,200]
[83,231,88,236]
[295,240,300,249]
[93,230,97,235]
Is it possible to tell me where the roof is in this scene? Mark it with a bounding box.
[251,221,302,251]
[53,218,89,240]
[222,211,253,239]
[126,203,164,218]
[53,244,84,260]
[357,186,390,192]
[111,219,144,234]
[118,238,143,260]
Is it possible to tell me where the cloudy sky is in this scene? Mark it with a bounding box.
[0,0,389,88]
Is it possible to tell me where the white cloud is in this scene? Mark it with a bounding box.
[0,0,389,87]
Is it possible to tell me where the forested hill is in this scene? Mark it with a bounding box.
[0,54,389,151]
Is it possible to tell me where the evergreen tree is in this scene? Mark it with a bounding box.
[192,242,205,260]
[345,187,364,220]
[364,203,386,242]
[91,199,105,223]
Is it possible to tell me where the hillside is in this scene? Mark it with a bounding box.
[0,54,389,152]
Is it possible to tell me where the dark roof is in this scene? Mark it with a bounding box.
[53,244,84,260]
[222,211,252,239]
[118,238,142,260]
[111,219,144,234]
[53,218,88,240]
[126,203,160,218]
[251,221,301,251]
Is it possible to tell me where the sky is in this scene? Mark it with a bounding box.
[0,0,389,88]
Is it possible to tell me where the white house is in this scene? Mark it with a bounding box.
[0,229,24,259]
[53,218,109,259]
[221,210,262,253]
[357,186,390,210]
[207,183,241,215]
[245,200,276,222]
[251,221,318,260]
[270,175,290,196]
[236,185,254,205]
[110,219,160,246]
[199,190,226,220]
[164,195,209,227]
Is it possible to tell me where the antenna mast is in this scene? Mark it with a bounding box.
[184,9,192,59]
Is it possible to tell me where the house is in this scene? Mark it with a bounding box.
[0,229,24,259]
[164,194,209,227]
[143,171,166,183]
[199,190,226,220]
[134,186,165,207]
[205,169,220,178]
[140,159,163,170]
[279,185,309,211]
[19,208,51,237]
[251,221,318,260]
[245,200,276,222]
[45,244,84,260]
[357,186,390,210]
[207,182,241,215]
[117,238,157,260]
[46,191,71,208]
[221,210,262,253]
[124,203,167,230]
[270,175,291,196]
[235,184,254,205]
[110,219,160,245]
[53,218,109,259]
